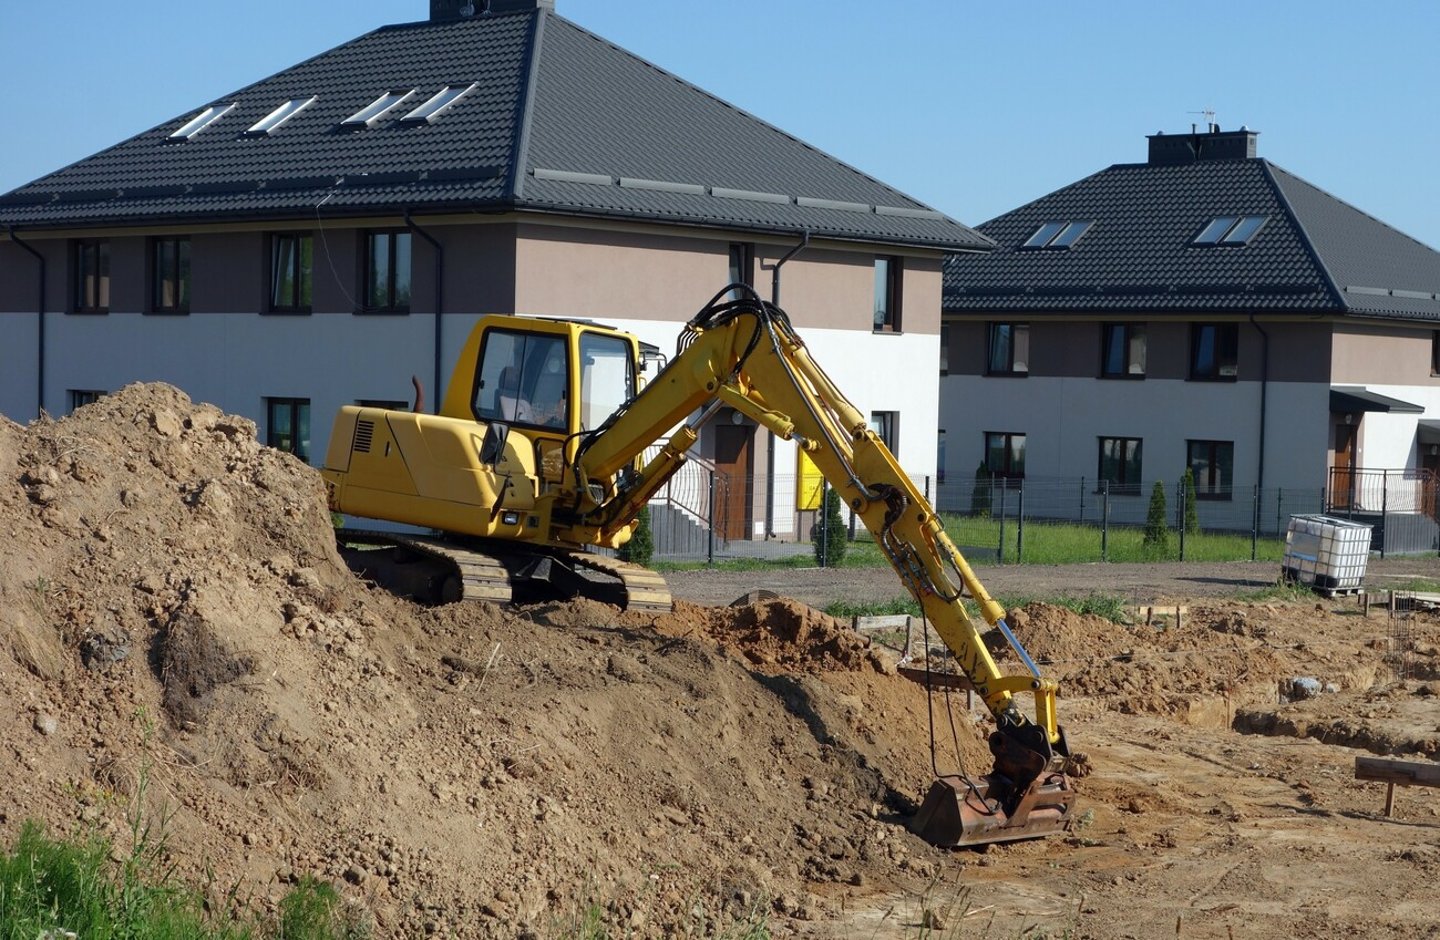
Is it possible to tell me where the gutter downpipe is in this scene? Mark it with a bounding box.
[404,210,444,414]
[766,229,810,538]
[1248,312,1270,497]
[8,226,45,419]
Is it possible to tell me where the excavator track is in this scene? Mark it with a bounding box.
[335,528,672,612]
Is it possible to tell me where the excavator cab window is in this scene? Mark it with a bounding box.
[474,330,569,431]
[578,331,635,431]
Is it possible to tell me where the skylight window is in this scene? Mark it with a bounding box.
[1021,220,1093,250]
[168,103,235,141]
[342,90,417,128]
[1194,215,1268,246]
[245,97,317,136]
[401,84,477,124]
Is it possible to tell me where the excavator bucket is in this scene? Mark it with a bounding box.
[911,769,1077,847]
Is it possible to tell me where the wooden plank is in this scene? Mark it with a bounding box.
[853,614,911,632]
[1355,756,1440,788]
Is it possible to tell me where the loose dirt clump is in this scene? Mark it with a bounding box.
[642,598,885,673]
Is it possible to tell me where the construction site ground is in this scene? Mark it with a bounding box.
[4,383,1440,939]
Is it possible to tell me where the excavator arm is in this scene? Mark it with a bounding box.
[562,286,1077,846]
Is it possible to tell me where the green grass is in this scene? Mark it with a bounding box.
[0,822,366,940]
[931,515,1286,565]
[656,516,1282,573]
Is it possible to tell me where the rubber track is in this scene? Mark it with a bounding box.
[564,550,674,613]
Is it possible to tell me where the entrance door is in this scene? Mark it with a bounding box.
[1422,451,1440,519]
[714,423,754,541]
[1332,423,1357,510]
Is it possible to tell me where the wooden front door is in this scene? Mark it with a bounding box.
[1422,454,1440,519]
[714,423,754,541]
[1333,423,1357,509]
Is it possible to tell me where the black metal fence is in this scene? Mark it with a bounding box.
[644,468,1440,564]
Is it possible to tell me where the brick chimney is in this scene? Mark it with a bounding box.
[1146,126,1259,166]
[430,0,553,19]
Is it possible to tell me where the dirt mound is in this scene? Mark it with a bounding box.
[0,383,992,937]
[642,598,885,673]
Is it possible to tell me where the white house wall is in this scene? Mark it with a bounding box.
[939,374,1333,497]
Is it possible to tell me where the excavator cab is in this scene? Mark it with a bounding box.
[321,316,671,610]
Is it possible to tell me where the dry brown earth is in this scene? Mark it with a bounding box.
[4,383,1440,938]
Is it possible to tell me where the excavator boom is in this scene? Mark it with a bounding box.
[562,286,1076,846]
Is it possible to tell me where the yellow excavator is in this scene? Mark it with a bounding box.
[321,284,1076,847]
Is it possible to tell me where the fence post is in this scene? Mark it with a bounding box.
[1017,482,1025,564]
[707,469,717,565]
[998,482,1007,564]
[1380,471,1389,560]
[1275,487,1283,540]
[1251,484,1260,562]
[1101,480,1110,562]
[925,475,931,503]
[1079,476,1086,524]
[818,479,830,568]
[1177,479,1187,562]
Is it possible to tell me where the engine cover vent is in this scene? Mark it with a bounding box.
[353,420,375,454]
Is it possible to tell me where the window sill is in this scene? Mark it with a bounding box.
[355,308,412,316]
[1187,374,1239,383]
[68,309,109,315]
[1099,373,1146,381]
[985,371,1030,378]
[263,308,313,316]
[145,309,190,316]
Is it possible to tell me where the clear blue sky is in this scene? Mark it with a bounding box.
[5,1,1439,248]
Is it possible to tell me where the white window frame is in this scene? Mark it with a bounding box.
[245,97,317,136]
[168,103,236,141]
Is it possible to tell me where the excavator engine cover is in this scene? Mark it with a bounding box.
[911,769,1076,848]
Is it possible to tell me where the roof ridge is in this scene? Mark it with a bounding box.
[507,8,546,200]
[1260,160,1344,308]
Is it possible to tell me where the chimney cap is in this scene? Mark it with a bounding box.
[430,0,553,20]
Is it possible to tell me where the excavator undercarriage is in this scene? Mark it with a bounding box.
[335,528,672,612]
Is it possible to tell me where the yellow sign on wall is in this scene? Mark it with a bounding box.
[796,449,823,511]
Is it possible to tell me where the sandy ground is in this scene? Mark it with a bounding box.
[5,383,1440,939]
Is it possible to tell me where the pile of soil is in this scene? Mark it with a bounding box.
[9,383,1440,938]
[0,383,988,936]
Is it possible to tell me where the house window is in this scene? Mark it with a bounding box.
[937,429,946,485]
[985,431,1026,479]
[343,90,416,128]
[1193,215,1267,246]
[873,257,902,332]
[1187,440,1234,500]
[245,97,316,136]
[269,233,313,313]
[73,239,109,313]
[69,390,104,412]
[1432,331,1440,376]
[1098,437,1142,494]
[870,411,898,452]
[168,103,235,141]
[401,84,477,123]
[1022,220,1093,250]
[266,398,311,462]
[363,231,412,313]
[1101,323,1146,378]
[940,324,950,375]
[1190,323,1238,380]
[987,323,1029,375]
[150,236,191,314]
[357,399,410,411]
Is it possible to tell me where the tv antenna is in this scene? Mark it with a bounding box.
[1188,107,1218,133]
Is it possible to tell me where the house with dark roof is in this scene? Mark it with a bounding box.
[0,0,988,545]
[941,126,1440,534]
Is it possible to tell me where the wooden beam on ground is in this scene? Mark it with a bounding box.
[1355,756,1440,817]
